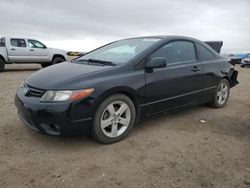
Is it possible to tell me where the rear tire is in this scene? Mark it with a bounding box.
[52,57,65,65]
[91,94,136,144]
[0,58,5,72]
[209,79,230,108]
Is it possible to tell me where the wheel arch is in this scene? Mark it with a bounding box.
[52,54,66,61]
[222,76,230,83]
[222,69,238,88]
[93,87,141,123]
[219,63,238,88]
[0,55,6,62]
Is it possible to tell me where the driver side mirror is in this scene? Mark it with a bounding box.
[146,57,167,69]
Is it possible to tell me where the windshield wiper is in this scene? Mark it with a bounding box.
[79,59,116,66]
[71,59,88,63]
[88,59,116,66]
[84,59,116,66]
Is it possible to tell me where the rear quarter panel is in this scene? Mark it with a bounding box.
[202,57,234,88]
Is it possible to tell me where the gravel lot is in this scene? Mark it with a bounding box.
[0,64,249,188]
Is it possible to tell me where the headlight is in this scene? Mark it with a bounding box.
[40,88,95,102]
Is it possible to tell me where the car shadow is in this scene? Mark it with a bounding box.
[19,103,250,147]
[4,68,40,72]
[25,105,205,146]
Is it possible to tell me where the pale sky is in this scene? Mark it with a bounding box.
[0,0,249,53]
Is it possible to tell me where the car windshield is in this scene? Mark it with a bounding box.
[76,38,161,65]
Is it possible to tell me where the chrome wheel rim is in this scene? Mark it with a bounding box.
[100,101,131,138]
[217,83,229,105]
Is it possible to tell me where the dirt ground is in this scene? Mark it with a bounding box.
[0,64,249,188]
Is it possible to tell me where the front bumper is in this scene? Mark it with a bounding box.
[15,87,93,136]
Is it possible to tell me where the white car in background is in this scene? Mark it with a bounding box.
[240,53,250,68]
[0,37,69,72]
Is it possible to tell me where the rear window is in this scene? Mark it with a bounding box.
[10,38,27,47]
[0,38,5,47]
[196,43,216,61]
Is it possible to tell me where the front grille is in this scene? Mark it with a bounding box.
[24,84,45,97]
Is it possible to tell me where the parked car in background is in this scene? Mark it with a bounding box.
[67,51,86,56]
[0,37,69,72]
[67,51,87,61]
[15,36,238,144]
[228,53,249,65]
[240,53,250,67]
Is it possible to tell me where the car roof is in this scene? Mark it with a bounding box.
[126,35,201,41]
[125,35,211,47]
[120,35,221,56]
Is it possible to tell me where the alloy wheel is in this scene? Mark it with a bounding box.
[100,101,131,138]
[217,82,229,105]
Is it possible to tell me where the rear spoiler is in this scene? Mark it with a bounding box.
[204,41,223,53]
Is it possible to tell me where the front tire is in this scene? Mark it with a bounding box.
[0,58,5,72]
[52,57,65,65]
[92,94,136,144]
[209,79,230,108]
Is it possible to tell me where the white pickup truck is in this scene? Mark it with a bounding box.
[0,37,69,72]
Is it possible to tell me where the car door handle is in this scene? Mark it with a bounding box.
[10,48,16,50]
[30,49,34,51]
[191,66,200,72]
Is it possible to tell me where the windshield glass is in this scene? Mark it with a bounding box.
[77,38,161,65]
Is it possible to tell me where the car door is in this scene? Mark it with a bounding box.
[143,40,204,115]
[27,39,50,62]
[195,42,223,102]
[7,38,30,63]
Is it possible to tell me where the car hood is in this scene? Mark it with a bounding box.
[25,62,112,89]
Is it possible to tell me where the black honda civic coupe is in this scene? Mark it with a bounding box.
[15,36,238,144]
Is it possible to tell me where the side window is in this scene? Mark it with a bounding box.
[10,38,27,47]
[28,40,46,48]
[151,41,196,64]
[196,43,216,61]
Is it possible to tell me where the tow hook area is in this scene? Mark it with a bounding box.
[40,124,61,136]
